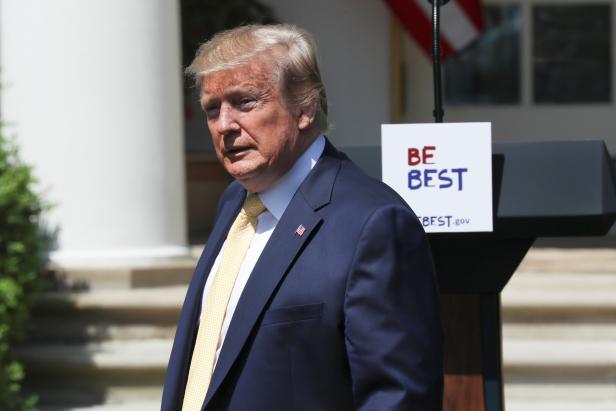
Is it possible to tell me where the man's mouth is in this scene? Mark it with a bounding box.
[224,146,252,157]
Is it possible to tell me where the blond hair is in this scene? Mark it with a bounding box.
[187,24,329,133]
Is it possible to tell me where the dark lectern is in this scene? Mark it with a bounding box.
[342,140,616,411]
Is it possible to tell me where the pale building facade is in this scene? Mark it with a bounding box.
[2,0,614,264]
[402,0,616,155]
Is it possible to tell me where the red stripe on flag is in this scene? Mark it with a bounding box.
[455,0,485,30]
[384,0,455,59]
[440,37,455,60]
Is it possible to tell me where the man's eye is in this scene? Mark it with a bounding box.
[237,97,256,109]
[205,107,220,118]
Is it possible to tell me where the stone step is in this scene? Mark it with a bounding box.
[36,286,187,310]
[501,281,616,318]
[28,322,177,343]
[28,385,163,410]
[34,286,186,319]
[506,400,616,411]
[505,380,616,402]
[19,339,171,408]
[503,338,616,372]
[16,339,172,376]
[46,257,198,291]
[503,335,616,408]
[41,402,162,411]
[518,248,616,274]
[28,286,186,343]
[507,271,616,289]
[29,286,186,343]
[502,255,616,408]
[503,322,616,340]
[36,393,616,411]
[39,272,613,316]
[24,247,613,410]
[19,340,169,407]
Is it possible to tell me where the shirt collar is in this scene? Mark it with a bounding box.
[258,135,325,220]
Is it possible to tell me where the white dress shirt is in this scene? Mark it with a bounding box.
[200,135,325,363]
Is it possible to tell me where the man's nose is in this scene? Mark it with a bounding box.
[217,104,240,135]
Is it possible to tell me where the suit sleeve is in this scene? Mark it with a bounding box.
[344,204,443,411]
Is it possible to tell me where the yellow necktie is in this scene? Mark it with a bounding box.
[182,194,266,411]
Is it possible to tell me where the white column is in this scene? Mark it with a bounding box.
[1,0,188,265]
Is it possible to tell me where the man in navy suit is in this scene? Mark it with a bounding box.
[162,24,443,411]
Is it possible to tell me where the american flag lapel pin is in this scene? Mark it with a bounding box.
[295,224,306,236]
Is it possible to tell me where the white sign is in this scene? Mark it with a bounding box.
[381,122,493,233]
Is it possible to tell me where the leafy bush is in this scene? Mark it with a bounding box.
[0,134,47,411]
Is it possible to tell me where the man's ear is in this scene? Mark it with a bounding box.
[298,100,318,130]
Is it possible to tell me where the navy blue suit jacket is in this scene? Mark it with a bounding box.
[162,141,443,410]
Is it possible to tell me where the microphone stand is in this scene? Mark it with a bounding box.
[429,0,450,123]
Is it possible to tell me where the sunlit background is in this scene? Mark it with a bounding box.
[1,0,615,410]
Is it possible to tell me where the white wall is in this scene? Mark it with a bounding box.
[262,0,391,146]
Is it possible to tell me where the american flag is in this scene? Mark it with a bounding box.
[384,0,484,59]
[295,225,306,237]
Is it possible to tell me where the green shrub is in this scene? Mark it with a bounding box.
[0,133,47,411]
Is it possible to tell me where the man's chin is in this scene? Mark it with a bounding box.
[229,169,268,193]
[235,173,283,194]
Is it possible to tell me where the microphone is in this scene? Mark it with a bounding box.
[427,0,449,122]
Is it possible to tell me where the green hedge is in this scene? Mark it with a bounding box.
[0,134,47,411]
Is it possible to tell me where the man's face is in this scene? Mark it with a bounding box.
[201,58,314,193]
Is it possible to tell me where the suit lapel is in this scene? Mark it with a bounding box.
[203,141,342,408]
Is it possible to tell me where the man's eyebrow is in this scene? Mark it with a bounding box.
[201,85,268,108]
[200,95,216,108]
